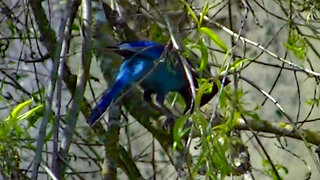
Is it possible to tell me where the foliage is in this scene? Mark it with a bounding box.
[0,99,43,178]
[1,0,320,179]
[285,29,307,60]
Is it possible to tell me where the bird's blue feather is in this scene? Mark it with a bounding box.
[88,41,226,126]
[89,41,169,126]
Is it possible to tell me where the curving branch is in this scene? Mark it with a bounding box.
[235,118,320,146]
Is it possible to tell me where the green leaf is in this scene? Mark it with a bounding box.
[192,110,209,135]
[275,109,283,118]
[242,110,260,121]
[6,98,33,122]
[183,38,209,72]
[209,134,233,177]
[200,27,227,52]
[193,149,208,175]
[17,104,44,121]
[262,159,287,180]
[71,22,80,31]
[7,19,15,36]
[219,58,252,76]
[4,99,44,138]
[196,78,213,107]
[173,114,190,151]
[198,39,209,72]
[230,58,251,71]
[306,98,319,107]
[28,105,45,127]
[285,29,307,60]
[180,0,199,25]
[149,24,169,43]
[11,122,22,137]
[198,2,210,28]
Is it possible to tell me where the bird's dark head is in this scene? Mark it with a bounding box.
[220,76,231,86]
[166,41,174,51]
[164,41,182,62]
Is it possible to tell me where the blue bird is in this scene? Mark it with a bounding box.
[89,41,229,126]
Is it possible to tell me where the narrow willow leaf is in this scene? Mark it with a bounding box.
[6,98,33,121]
[173,114,190,150]
[201,27,227,52]
[17,105,44,121]
[220,58,252,75]
[199,2,210,28]
[196,78,213,107]
[198,39,209,72]
[180,0,199,25]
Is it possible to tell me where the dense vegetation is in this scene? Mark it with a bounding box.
[1,0,320,179]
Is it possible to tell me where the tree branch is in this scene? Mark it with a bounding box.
[209,116,320,146]
[235,118,320,146]
[57,0,92,177]
[30,0,75,178]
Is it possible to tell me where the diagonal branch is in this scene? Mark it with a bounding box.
[193,9,320,77]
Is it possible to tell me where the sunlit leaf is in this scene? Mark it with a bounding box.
[285,29,307,60]
[198,2,210,28]
[198,39,209,72]
[17,104,44,121]
[183,38,209,72]
[200,27,227,52]
[262,159,287,180]
[173,114,190,150]
[196,78,213,107]
[6,98,33,122]
[180,0,199,25]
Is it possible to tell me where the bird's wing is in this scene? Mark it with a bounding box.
[88,57,153,126]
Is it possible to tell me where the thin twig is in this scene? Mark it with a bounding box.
[31,0,75,178]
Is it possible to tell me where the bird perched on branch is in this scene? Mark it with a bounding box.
[88,41,229,126]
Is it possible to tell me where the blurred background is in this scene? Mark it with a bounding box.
[1,0,320,179]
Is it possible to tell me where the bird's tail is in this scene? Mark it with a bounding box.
[88,80,126,126]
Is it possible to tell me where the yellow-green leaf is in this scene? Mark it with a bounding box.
[17,104,44,121]
[200,27,227,52]
[173,114,190,151]
[198,2,209,28]
[198,39,209,72]
[180,0,199,25]
[285,29,307,60]
[196,78,213,107]
[6,98,33,121]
